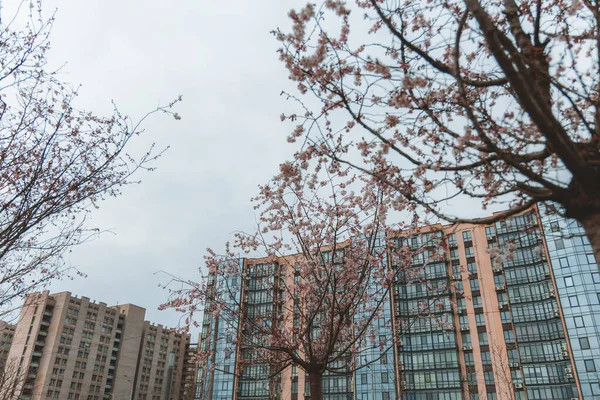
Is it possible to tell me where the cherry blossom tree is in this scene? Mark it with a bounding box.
[275,0,600,266]
[162,166,455,400]
[0,1,180,311]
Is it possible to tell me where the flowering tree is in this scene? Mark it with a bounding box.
[0,1,180,311]
[162,166,454,400]
[275,0,600,265]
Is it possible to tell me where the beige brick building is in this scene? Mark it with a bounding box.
[133,322,188,400]
[6,291,193,400]
[179,341,198,400]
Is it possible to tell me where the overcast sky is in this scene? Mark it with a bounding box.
[2,0,304,336]
[2,0,507,338]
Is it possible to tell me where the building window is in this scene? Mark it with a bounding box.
[593,273,600,284]
[460,315,469,330]
[465,246,475,258]
[464,352,474,366]
[559,257,569,268]
[462,231,473,242]
[585,360,597,372]
[580,337,591,350]
[462,333,472,345]
[450,248,459,260]
[484,371,494,385]
[555,239,565,250]
[569,295,579,307]
[475,314,486,327]
[504,329,515,344]
[574,316,585,327]
[457,297,466,312]
[467,262,477,274]
[478,332,488,345]
[565,276,574,287]
[481,351,491,365]
[381,372,389,384]
[470,279,480,292]
[448,234,457,247]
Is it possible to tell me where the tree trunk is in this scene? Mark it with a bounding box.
[581,212,600,269]
[308,371,324,400]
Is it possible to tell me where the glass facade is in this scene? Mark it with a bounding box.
[540,204,600,399]
[355,235,395,400]
[197,207,600,400]
[394,231,462,400]
[238,262,282,400]
[198,259,243,400]
[491,210,578,399]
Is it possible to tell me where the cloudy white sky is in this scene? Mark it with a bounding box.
[3,0,305,336]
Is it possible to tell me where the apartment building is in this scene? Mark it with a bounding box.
[133,322,188,400]
[180,342,198,400]
[6,291,192,400]
[197,206,600,400]
[0,321,15,372]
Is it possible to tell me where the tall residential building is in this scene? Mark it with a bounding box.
[0,321,15,372]
[181,341,199,400]
[198,206,600,400]
[133,322,188,400]
[6,291,191,400]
